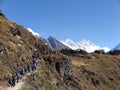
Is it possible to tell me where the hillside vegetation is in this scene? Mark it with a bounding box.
[0,14,50,81]
[68,53,120,90]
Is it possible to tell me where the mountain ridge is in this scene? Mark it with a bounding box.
[47,36,71,50]
[112,43,120,51]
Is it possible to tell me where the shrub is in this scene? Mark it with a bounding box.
[0,10,6,18]
[94,49,105,54]
[109,50,120,55]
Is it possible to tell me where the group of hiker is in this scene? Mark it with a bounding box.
[8,50,39,87]
[8,50,58,87]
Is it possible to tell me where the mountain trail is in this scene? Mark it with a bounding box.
[6,73,30,90]
[6,70,38,90]
[0,71,36,90]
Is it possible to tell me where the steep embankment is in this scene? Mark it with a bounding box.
[0,13,73,90]
[0,14,50,81]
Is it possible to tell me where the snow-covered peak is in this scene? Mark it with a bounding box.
[61,39,110,53]
[78,39,96,46]
[61,39,79,50]
[27,28,40,38]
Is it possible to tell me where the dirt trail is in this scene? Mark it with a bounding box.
[0,79,25,90]
[0,69,38,90]
[5,73,31,90]
[6,81,24,90]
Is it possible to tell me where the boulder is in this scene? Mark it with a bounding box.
[91,77,100,87]
[0,43,6,56]
[30,74,39,81]
[55,59,72,80]
[9,27,21,36]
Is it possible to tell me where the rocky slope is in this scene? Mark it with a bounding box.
[0,13,73,90]
[0,13,51,80]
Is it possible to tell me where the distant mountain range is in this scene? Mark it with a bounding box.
[27,28,111,52]
[61,39,110,53]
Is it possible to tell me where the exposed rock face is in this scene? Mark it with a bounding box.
[0,43,6,56]
[48,36,71,51]
[55,59,72,80]
[9,27,21,36]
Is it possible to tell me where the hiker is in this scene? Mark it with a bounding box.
[24,66,27,74]
[15,69,20,83]
[27,63,31,72]
[32,57,36,64]
[34,51,39,58]
[8,74,13,86]
[20,67,25,76]
[12,73,16,86]
[36,59,39,66]
[31,63,37,71]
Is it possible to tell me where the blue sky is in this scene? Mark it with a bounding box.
[1,0,120,49]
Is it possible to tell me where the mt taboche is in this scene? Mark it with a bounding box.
[112,43,120,51]
[61,39,110,53]
[47,36,71,50]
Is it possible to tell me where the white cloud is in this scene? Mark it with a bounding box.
[27,28,40,38]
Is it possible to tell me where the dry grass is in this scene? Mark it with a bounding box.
[0,15,51,82]
[68,54,120,90]
[22,53,120,90]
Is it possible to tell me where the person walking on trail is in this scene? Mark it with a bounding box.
[16,69,20,83]
[8,74,13,86]
[31,63,37,71]
[20,67,25,76]
[12,72,16,86]
[33,51,39,58]
[24,66,27,74]
[27,63,31,72]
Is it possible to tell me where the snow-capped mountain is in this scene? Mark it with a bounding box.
[112,43,120,51]
[26,28,110,52]
[48,36,71,50]
[27,28,40,38]
[61,39,110,53]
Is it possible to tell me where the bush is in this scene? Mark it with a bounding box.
[60,49,87,55]
[0,10,6,18]
[109,50,120,55]
[94,49,105,54]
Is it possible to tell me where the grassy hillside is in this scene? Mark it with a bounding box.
[21,53,120,90]
[69,54,120,90]
[0,14,50,81]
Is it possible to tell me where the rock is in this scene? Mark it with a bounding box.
[0,43,6,56]
[43,57,52,66]
[55,59,72,80]
[9,27,21,36]
[81,69,97,76]
[91,77,100,87]
[30,74,38,81]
